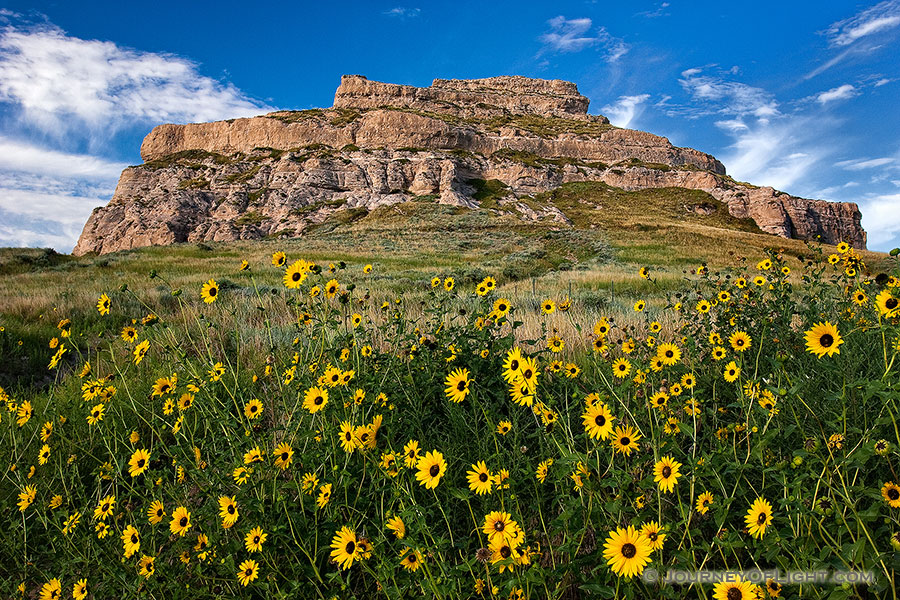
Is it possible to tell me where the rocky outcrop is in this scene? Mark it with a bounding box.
[74,75,866,255]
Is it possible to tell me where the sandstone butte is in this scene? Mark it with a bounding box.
[73,75,867,255]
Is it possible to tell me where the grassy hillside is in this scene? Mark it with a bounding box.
[0,183,887,392]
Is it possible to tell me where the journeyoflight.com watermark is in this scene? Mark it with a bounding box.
[642,568,875,586]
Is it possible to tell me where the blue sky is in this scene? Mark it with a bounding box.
[1,1,898,251]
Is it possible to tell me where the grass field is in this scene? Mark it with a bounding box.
[1,191,898,599]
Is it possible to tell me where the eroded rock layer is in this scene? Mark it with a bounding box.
[74,75,865,255]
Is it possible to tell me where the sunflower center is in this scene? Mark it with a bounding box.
[665,350,673,358]
[409,554,416,562]
[648,532,658,541]
[500,546,512,559]
[346,540,356,554]
[478,472,489,482]
[757,512,767,525]
[292,272,301,282]
[254,536,260,544]
[621,437,630,446]
[621,543,636,558]
[281,452,288,461]
[727,588,743,600]
[494,521,505,531]
[889,488,900,500]
[457,380,467,391]
[595,415,606,426]
[131,534,138,543]
[209,287,217,296]
[817,333,834,347]
[662,466,672,478]
[137,459,145,468]
[180,517,188,527]
[228,505,235,514]
[429,464,440,477]
[102,503,109,511]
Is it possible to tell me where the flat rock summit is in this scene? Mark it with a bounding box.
[74,75,866,255]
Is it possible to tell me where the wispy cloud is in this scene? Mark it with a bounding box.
[0,20,273,251]
[600,94,650,128]
[0,136,128,179]
[808,1,900,78]
[383,7,421,18]
[826,0,900,46]
[816,84,858,104]
[636,3,670,18]
[0,23,273,137]
[859,192,900,247]
[834,156,895,170]
[677,68,779,119]
[538,16,629,62]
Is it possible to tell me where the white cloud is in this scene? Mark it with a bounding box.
[0,24,273,136]
[636,3,670,18]
[816,84,857,104]
[859,193,900,247]
[540,16,598,53]
[715,116,826,191]
[384,7,421,18]
[826,1,900,46]
[538,17,628,61]
[0,136,127,179]
[876,77,893,86]
[678,69,779,119]
[0,21,273,252]
[834,157,895,170]
[809,2,900,78]
[600,94,650,128]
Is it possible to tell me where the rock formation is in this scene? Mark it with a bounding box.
[74,75,866,255]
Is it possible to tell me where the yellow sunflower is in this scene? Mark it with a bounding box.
[169,506,191,536]
[96,293,111,315]
[696,491,714,514]
[245,526,267,552]
[744,497,773,539]
[399,548,424,572]
[122,524,140,557]
[283,259,310,288]
[302,386,329,413]
[582,402,616,440]
[200,279,219,304]
[466,460,494,495]
[330,526,360,570]
[611,425,641,456]
[243,398,263,420]
[128,448,151,477]
[882,482,900,508]
[712,577,758,600]
[237,558,260,586]
[444,368,471,403]
[218,495,239,528]
[804,321,843,358]
[875,289,900,317]
[611,358,632,379]
[602,526,652,578]
[653,456,682,493]
[656,343,681,365]
[729,331,751,352]
[274,442,293,470]
[386,516,406,539]
[415,450,446,489]
[147,500,165,524]
[640,521,665,551]
[93,495,115,521]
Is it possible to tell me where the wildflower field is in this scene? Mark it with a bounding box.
[2,239,900,600]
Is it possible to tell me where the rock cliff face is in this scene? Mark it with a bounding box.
[74,75,866,255]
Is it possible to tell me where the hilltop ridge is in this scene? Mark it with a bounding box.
[74,75,865,255]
